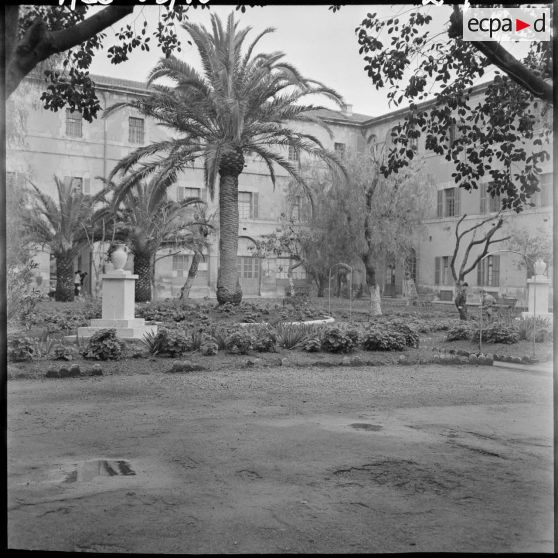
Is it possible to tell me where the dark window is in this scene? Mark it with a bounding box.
[288,146,300,162]
[129,117,144,144]
[66,110,82,137]
[434,256,451,286]
[177,186,201,201]
[237,257,260,279]
[480,183,501,213]
[334,142,346,158]
[437,187,460,218]
[172,255,190,278]
[406,249,417,282]
[238,191,259,220]
[477,255,500,287]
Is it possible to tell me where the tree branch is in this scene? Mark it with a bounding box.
[7,5,134,97]
[449,6,552,104]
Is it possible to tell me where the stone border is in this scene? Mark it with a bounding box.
[239,317,335,327]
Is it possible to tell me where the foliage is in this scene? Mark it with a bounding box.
[383,319,420,348]
[81,329,125,361]
[355,6,552,211]
[518,316,553,343]
[250,327,278,353]
[52,343,74,361]
[321,326,355,354]
[8,337,37,362]
[472,323,520,345]
[200,339,219,356]
[274,322,317,350]
[360,325,406,351]
[6,4,209,112]
[507,226,553,278]
[141,329,167,356]
[225,331,254,355]
[445,323,475,342]
[162,329,193,357]
[209,325,235,351]
[302,336,322,352]
[7,260,43,327]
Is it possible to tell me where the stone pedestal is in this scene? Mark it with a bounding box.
[521,274,553,321]
[78,270,157,340]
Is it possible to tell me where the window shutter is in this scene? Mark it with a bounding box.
[434,257,440,285]
[477,260,483,286]
[492,256,500,287]
[252,192,259,219]
[454,188,461,216]
[480,183,486,214]
[83,178,91,195]
[437,190,443,218]
[201,188,208,203]
[177,186,184,202]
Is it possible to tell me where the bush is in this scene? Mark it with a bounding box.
[386,320,420,348]
[471,322,520,344]
[361,325,406,351]
[209,325,235,350]
[52,343,74,361]
[225,331,254,354]
[321,326,355,353]
[200,339,219,356]
[140,329,167,356]
[251,327,277,353]
[302,336,322,352]
[8,337,36,362]
[446,323,475,341]
[164,329,193,357]
[518,317,553,342]
[274,322,316,349]
[81,329,125,360]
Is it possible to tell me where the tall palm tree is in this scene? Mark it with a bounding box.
[105,12,346,304]
[110,176,206,302]
[21,176,108,301]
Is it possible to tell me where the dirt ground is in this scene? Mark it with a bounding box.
[8,362,553,553]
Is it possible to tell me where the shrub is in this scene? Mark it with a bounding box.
[8,337,36,362]
[209,325,235,350]
[518,317,553,342]
[164,329,193,357]
[302,336,322,352]
[471,322,520,344]
[225,331,254,355]
[321,326,355,353]
[140,329,167,356]
[274,322,315,349]
[81,329,125,361]
[52,343,74,361]
[200,339,219,356]
[445,323,475,341]
[361,326,406,351]
[251,327,277,353]
[387,320,420,348]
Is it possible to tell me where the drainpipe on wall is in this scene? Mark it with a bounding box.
[98,89,108,182]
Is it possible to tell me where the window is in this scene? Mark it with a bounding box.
[129,117,144,144]
[405,249,417,282]
[276,258,307,279]
[437,187,461,218]
[66,109,82,138]
[434,256,452,286]
[409,136,418,153]
[288,146,300,162]
[477,255,500,287]
[480,183,501,214]
[448,124,459,147]
[237,257,260,279]
[64,176,86,195]
[291,195,301,221]
[177,186,201,201]
[532,173,553,207]
[238,191,259,220]
[334,142,346,158]
[172,254,190,278]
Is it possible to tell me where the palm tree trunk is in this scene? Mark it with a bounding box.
[55,251,75,302]
[363,253,382,316]
[180,252,201,300]
[134,250,152,302]
[216,169,242,305]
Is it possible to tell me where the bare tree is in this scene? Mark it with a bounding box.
[451,213,510,320]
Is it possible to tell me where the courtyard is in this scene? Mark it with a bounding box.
[8,360,553,553]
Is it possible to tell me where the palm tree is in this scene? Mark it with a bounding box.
[105,12,346,304]
[110,176,206,302]
[21,176,108,301]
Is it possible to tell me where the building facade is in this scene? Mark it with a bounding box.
[7,74,553,307]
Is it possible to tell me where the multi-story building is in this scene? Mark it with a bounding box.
[7,74,553,307]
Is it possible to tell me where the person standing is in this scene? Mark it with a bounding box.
[454,282,469,320]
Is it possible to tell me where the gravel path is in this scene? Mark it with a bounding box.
[8,363,553,553]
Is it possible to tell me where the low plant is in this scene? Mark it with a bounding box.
[8,337,36,362]
[387,320,420,348]
[518,317,553,342]
[471,322,520,344]
[200,339,219,356]
[52,343,74,361]
[81,329,125,361]
[445,322,475,341]
[302,336,322,352]
[361,325,406,351]
[141,329,167,356]
[225,330,254,355]
[164,329,193,357]
[209,325,235,350]
[321,326,355,353]
[274,322,315,350]
[251,327,277,353]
